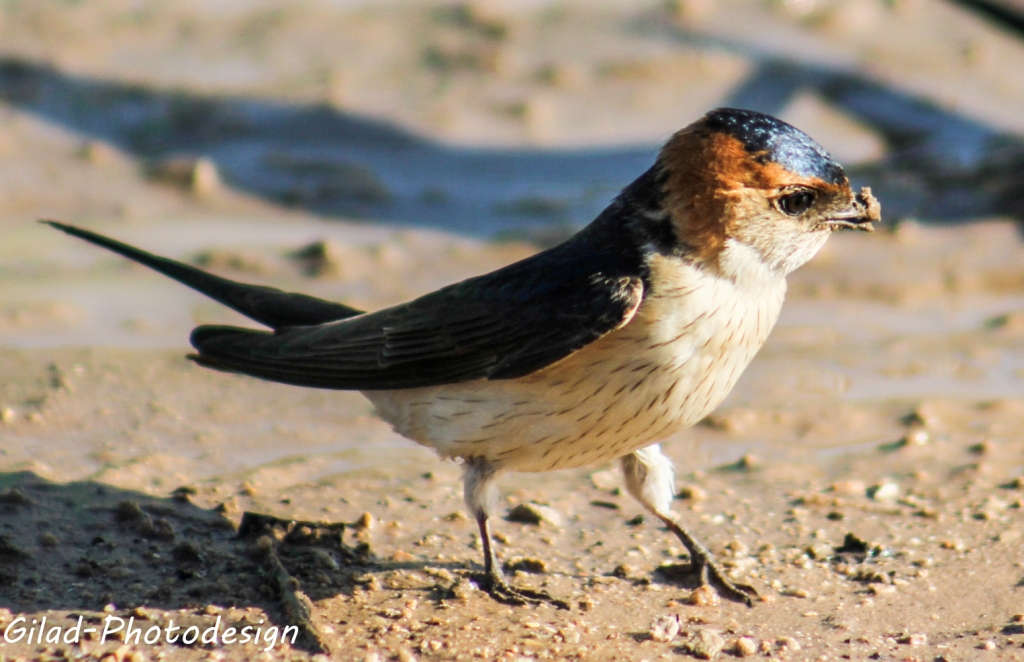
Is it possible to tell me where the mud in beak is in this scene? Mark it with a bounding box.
[826,186,881,232]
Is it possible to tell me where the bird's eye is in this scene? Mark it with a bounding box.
[777,190,816,216]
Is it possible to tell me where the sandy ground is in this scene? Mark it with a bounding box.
[3,1,1024,661]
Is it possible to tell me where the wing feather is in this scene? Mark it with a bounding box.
[192,221,647,390]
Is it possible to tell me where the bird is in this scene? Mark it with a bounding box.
[45,107,880,608]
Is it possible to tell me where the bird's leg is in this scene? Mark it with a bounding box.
[621,445,758,606]
[464,458,569,608]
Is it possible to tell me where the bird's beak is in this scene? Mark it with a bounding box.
[825,186,881,232]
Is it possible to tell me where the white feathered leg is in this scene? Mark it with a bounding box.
[621,444,757,605]
[463,457,568,608]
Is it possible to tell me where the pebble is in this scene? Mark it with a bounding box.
[686,629,726,660]
[355,512,375,529]
[648,614,681,642]
[144,155,222,196]
[732,636,758,657]
[900,633,928,646]
[38,532,59,548]
[677,485,708,501]
[806,543,833,560]
[737,454,761,470]
[867,482,899,501]
[900,428,931,447]
[505,556,548,574]
[687,585,720,607]
[830,480,866,496]
[506,502,562,527]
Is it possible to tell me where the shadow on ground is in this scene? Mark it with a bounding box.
[1,48,1023,237]
[0,472,461,615]
[0,470,269,614]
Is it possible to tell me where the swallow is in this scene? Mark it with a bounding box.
[45,107,880,608]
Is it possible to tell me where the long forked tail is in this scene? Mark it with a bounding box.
[42,221,365,329]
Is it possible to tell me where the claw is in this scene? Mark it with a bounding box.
[471,571,571,609]
[660,517,759,607]
[694,553,758,606]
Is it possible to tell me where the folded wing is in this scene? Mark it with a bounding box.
[46,219,645,391]
[192,253,643,390]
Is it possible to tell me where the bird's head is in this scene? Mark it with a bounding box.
[654,107,880,278]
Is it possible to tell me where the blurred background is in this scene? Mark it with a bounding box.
[6,4,1024,652]
[4,0,1024,483]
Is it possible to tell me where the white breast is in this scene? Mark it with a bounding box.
[365,242,787,473]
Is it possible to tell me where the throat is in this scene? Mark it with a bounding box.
[716,239,788,288]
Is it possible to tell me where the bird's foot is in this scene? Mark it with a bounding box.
[659,518,758,606]
[470,571,571,609]
[692,552,758,606]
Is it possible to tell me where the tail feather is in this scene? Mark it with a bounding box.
[43,220,364,329]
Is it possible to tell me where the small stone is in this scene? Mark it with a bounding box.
[867,482,899,501]
[677,485,707,501]
[733,636,758,657]
[611,564,636,579]
[391,550,416,562]
[776,636,801,652]
[829,480,866,496]
[969,440,993,455]
[355,512,375,529]
[38,532,59,548]
[450,577,477,600]
[144,155,221,197]
[0,488,34,506]
[901,428,930,446]
[352,573,382,592]
[239,482,258,497]
[506,503,562,527]
[687,585,721,607]
[981,640,997,650]
[687,629,726,660]
[648,614,681,642]
[900,633,927,646]
[738,454,761,470]
[103,603,117,613]
[578,596,595,611]
[193,157,221,197]
[504,556,548,574]
[171,486,196,502]
[115,500,146,523]
[782,588,812,598]
[806,543,833,560]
